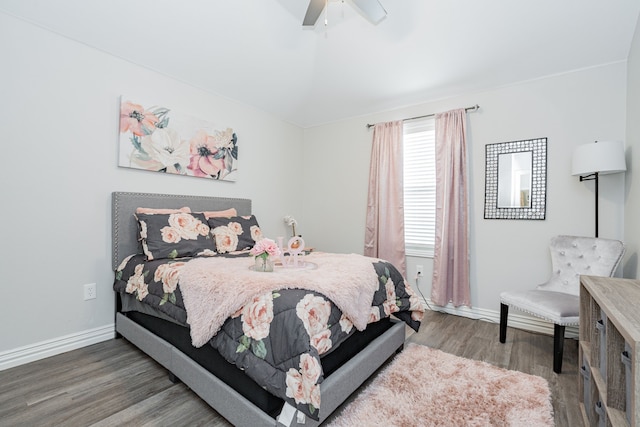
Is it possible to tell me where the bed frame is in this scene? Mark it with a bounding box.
[112,191,406,426]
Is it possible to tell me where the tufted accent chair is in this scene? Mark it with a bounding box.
[499,235,625,373]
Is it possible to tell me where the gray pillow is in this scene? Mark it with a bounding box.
[208,215,263,253]
[136,212,216,260]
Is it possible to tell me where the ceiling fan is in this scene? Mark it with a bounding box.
[303,0,387,27]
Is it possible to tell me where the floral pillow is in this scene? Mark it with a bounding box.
[136,212,216,260]
[208,215,263,253]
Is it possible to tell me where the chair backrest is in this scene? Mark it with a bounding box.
[537,235,625,296]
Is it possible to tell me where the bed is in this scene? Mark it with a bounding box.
[112,191,423,426]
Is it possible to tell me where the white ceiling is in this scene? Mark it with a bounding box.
[2,0,639,128]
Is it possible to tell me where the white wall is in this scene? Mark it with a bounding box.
[302,63,627,317]
[0,12,305,357]
[624,14,640,280]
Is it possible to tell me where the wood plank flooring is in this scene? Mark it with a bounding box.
[0,311,580,426]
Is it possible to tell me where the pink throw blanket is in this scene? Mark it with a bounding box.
[179,252,380,347]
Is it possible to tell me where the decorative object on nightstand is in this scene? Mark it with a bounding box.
[283,215,298,237]
[498,235,625,373]
[571,140,626,237]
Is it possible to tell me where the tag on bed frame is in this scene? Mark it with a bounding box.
[277,402,306,426]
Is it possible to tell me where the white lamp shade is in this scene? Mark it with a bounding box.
[571,140,626,176]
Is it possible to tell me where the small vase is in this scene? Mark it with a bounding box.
[254,256,274,272]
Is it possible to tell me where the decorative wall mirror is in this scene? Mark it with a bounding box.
[484,137,547,220]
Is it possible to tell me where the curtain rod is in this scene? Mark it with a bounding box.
[366,104,480,129]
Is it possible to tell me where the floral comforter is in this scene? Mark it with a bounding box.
[114,253,423,420]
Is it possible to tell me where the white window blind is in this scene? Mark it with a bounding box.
[403,117,436,258]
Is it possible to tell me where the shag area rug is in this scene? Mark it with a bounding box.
[328,343,554,427]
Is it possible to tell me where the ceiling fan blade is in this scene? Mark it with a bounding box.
[303,0,326,27]
[350,0,387,24]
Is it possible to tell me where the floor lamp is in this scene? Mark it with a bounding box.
[571,140,626,238]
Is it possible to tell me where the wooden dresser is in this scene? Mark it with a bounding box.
[578,275,640,426]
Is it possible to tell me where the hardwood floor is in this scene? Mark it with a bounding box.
[0,311,580,426]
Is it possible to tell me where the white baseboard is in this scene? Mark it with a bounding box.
[0,324,115,371]
[422,298,578,339]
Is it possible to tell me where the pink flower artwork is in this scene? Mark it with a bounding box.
[120,101,158,137]
[118,96,238,181]
[187,130,227,178]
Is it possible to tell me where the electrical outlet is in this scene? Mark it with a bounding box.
[84,283,97,300]
[416,265,423,276]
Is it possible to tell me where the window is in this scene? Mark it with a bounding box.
[403,117,436,257]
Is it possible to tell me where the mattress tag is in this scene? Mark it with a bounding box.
[296,411,306,424]
[277,403,297,426]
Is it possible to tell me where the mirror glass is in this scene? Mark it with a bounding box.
[484,137,547,220]
[497,151,532,208]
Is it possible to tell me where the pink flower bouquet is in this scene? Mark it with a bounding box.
[250,238,281,260]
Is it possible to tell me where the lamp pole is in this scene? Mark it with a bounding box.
[579,172,599,238]
[572,140,627,240]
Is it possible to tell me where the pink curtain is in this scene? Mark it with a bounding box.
[431,109,471,307]
[364,120,407,278]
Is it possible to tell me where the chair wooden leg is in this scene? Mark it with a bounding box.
[499,303,508,343]
[553,323,565,373]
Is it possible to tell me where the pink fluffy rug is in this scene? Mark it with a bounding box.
[328,344,554,427]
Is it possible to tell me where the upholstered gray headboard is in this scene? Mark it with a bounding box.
[112,192,252,270]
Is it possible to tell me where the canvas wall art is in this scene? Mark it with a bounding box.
[118,97,238,181]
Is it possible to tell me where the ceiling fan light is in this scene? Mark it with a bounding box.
[302,0,387,27]
[350,0,387,24]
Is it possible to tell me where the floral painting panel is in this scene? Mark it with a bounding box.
[119,97,238,181]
